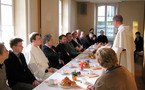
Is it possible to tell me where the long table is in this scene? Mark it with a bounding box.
[33,44,103,90]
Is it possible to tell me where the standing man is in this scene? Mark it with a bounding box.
[112,15,135,75]
[5,38,39,90]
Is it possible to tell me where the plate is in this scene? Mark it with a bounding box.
[58,83,76,89]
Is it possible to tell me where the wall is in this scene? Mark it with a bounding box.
[14,0,27,50]
[118,1,144,37]
[27,0,38,34]
[77,2,94,35]
[41,0,59,45]
[70,0,77,32]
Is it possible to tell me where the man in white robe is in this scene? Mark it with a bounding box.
[112,15,135,75]
[25,32,55,82]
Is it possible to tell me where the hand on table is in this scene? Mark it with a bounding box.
[48,67,55,73]
[87,84,94,90]
[32,80,40,86]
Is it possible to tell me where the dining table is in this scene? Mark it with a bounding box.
[33,44,104,90]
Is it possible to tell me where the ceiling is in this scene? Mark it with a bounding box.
[75,0,145,3]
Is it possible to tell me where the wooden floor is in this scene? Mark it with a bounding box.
[135,56,145,90]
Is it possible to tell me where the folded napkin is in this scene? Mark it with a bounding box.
[94,61,98,63]
[64,65,69,67]
[56,70,61,73]
[90,67,102,70]
[56,70,71,74]
[76,85,87,90]
[44,79,58,84]
[71,59,75,61]
[83,74,99,78]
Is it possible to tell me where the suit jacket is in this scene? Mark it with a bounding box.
[94,66,137,90]
[4,51,36,87]
[71,39,80,48]
[77,37,82,45]
[65,41,78,58]
[56,43,71,64]
[42,45,63,69]
[0,64,12,90]
[98,35,108,43]
[84,36,95,49]
[135,36,143,51]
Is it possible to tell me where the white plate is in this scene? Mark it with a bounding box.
[58,83,76,89]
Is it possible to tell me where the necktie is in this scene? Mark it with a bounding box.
[51,47,64,65]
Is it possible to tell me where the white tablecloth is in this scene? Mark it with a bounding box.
[33,44,103,90]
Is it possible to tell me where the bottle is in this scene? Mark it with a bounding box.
[81,61,84,71]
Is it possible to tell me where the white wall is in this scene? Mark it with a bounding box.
[41,0,59,46]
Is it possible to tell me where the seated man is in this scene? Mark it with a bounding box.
[76,29,82,45]
[56,35,71,64]
[25,32,55,82]
[0,43,12,90]
[65,32,79,58]
[71,31,83,51]
[84,32,95,49]
[5,38,39,90]
[42,34,64,69]
[87,47,137,90]
[97,30,108,43]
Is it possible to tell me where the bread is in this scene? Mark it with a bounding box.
[60,77,76,87]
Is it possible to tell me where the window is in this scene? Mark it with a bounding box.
[0,0,14,49]
[96,4,117,41]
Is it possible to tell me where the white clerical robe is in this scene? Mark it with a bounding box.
[25,44,53,82]
[112,24,135,75]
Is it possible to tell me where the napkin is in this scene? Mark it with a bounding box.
[90,67,102,70]
[94,61,98,63]
[44,79,58,84]
[76,85,87,90]
[83,74,99,78]
[64,65,69,67]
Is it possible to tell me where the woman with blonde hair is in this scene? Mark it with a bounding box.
[87,47,137,90]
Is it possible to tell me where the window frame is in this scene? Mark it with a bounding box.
[0,0,14,49]
[95,3,118,42]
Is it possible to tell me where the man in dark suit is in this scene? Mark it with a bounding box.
[42,34,64,69]
[71,31,83,51]
[76,29,83,45]
[56,35,71,64]
[65,32,79,58]
[84,32,95,49]
[5,38,39,90]
[98,30,108,43]
[135,32,143,51]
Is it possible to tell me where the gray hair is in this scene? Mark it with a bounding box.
[43,34,52,44]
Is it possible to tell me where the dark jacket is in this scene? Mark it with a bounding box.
[135,36,143,51]
[77,37,82,45]
[56,43,71,64]
[98,35,108,43]
[65,41,79,58]
[4,51,36,87]
[84,36,95,49]
[71,39,80,48]
[42,45,63,69]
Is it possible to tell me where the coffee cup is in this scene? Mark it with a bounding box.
[48,79,54,85]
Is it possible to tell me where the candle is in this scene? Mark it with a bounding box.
[81,61,84,71]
